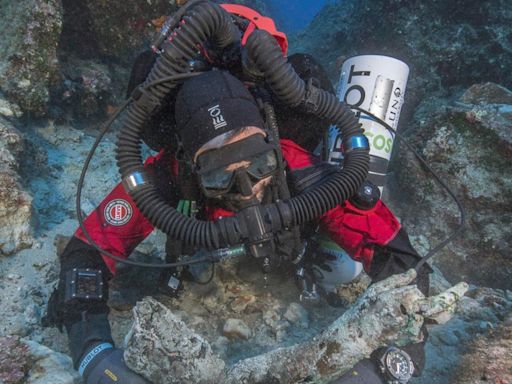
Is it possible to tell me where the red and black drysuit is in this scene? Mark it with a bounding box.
[47,6,429,373]
[50,137,430,371]
[76,139,402,275]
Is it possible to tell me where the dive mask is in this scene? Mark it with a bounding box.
[195,134,278,198]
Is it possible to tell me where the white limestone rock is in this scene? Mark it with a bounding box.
[284,302,309,329]
[0,117,33,255]
[124,297,226,384]
[23,339,80,384]
[222,318,252,340]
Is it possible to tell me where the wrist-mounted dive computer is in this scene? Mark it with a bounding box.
[374,346,414,384]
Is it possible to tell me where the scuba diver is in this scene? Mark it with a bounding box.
[43,2,432,383]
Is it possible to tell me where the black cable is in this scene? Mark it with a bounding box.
[351,107,466,271]
[76,72,211,269]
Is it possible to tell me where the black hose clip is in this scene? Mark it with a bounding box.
[151,16,175,54]
[131,84,161,114]
[303,78,320,113]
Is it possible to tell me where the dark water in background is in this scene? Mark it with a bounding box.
[265,0,331,34]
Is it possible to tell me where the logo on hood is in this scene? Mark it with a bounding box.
[208,104,227,130]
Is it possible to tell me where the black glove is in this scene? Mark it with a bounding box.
[329,359,386,384]
[299,238,345,307]
[79,344,149,384]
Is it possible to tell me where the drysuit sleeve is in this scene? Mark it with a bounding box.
[318,201,401,271]
[74,183,154,275]
[43,151,179,340]
[74,150,179,275]
[280,138,401,271]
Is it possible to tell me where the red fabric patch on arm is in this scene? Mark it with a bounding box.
[74,152,173,275]
[75,183,155,275]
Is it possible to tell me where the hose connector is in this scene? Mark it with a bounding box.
[122,170,148,192]
[303,78,321,113]
[342,135,370,154]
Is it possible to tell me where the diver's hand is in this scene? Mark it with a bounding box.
[80,344,149,384]
[329,359,386,384]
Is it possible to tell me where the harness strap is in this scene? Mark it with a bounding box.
[220,4,288,55]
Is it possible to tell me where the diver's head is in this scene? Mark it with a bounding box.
[175,70,279,209]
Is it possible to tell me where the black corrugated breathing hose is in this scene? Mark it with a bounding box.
[116,1,242,250]
[245,30,370,225]
[115,1,370,253]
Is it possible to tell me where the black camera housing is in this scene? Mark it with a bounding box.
[64,268,105,303]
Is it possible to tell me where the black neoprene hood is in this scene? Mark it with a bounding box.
[175,70,265,157]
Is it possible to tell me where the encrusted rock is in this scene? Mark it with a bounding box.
[211,336,229,357]
[420,285,512,383]
[461,82,512,105]
[262,308,282,329]
[336,272,372,304]
[56,59,114,119]
[0,336,30,384]
[274,319,291,342]
[0,337,77,384]
[429,265,453,296]
[124,297,225,384]
[284,302,309,328]
[391,84,512,289]
[230,294,256,313]
[292,0,512,114]
[0,117,33,255]
[222,318,252,340]
[0,94,23,118]
[59,0,179,64]
[453,321,512,384]
[459,83,512,146]
[0,0,63,116]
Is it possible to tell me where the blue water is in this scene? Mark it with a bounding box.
[267,0,331,34]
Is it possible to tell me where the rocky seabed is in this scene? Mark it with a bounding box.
[1,0,511,383]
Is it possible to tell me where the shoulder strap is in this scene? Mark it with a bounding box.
[220,4,288,55]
